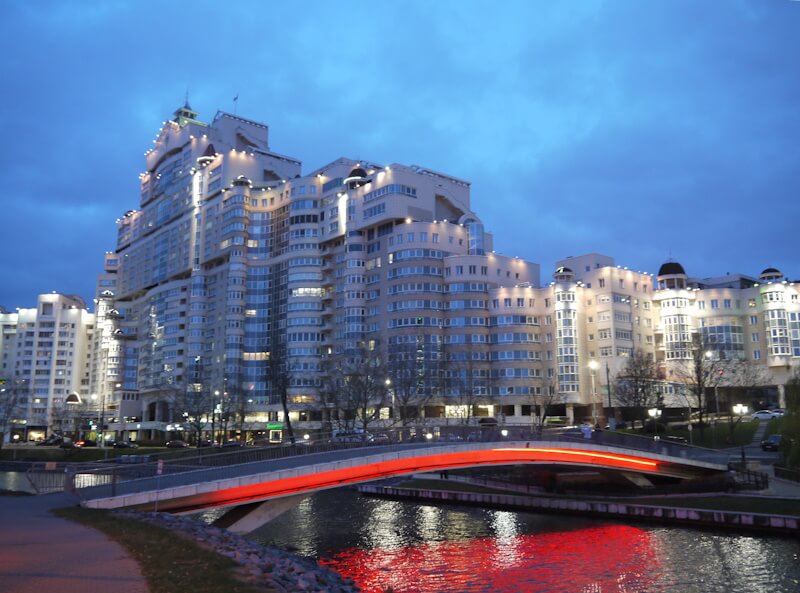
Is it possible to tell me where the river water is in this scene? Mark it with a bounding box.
[248,488,800,593]
[2,471,797,592]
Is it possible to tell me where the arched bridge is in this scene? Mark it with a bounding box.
[73,434,729,532]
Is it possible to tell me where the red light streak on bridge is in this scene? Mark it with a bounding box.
[151,447,661,514]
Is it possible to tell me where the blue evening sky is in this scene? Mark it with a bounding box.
[1,0,798,310]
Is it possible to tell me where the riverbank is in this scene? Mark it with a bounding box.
[60,508,361,593]
[358,481,800,536]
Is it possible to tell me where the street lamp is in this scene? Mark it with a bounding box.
[385,378,395,421]
[212,390,220,445]
[589,360,599,426]
[733,403,748,418]
[733,403,749,465]
[90,394,105,448]
[648,408,662,420]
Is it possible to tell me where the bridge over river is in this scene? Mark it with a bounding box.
[59,432,730,532]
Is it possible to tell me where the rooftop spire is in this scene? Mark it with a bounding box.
[173,97,202,127]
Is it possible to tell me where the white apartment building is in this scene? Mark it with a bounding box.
[83,105,796,441]
[0,294,94,442]
[654,261,798,410]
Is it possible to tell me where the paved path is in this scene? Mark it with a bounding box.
[0,492,148,593]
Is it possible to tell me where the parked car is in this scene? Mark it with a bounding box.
[165,440,189,448]
[752,410,777,421]
[761,434,782,451]
[76,439,97,447]
[771,409,785,417]
[113,441,139,449]
[59,440,80,449]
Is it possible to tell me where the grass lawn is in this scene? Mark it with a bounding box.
[620,420,759,449]
[53,507,274,593]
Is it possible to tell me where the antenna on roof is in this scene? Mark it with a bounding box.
[233,92,239,115]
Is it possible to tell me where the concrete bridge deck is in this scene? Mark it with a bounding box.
[75,436,729,519]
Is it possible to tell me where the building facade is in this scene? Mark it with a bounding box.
[0,294,94,442]
[76,105,797,443]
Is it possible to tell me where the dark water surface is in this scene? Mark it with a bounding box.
[248,488,800,593]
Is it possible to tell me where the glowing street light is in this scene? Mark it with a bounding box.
[589,360,599,426]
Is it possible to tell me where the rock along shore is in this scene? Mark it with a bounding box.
[116,510,360,593]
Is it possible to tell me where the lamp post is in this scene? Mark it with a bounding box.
[90,394,104,448]
[212,390,220,445]
[385,378,395,422]
[733,403,748,465]
[589,360,599,426]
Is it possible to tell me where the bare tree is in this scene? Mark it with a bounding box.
[615,351,661,429]
[270,343,296,444]
[174,386,213,446]
[673,334,727,440]
[529,376,559,433]
[325,349,390,437]
[442,338,490,427]
[0,383,24,448]
[730,360,772,408]
[386,339,436,430]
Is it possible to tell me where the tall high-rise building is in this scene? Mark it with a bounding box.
[87,105,797,443]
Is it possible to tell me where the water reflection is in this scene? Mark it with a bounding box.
[322,524,662,593]
[245,489,800,593]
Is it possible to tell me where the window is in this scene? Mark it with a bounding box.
[750,315,758,325]
[753,350,761,360]
[598,279,605,288]
[751,332,759,342]
[710,299,719,309]
[724,299,732,309]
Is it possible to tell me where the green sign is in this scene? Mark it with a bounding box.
[266,422,284,430]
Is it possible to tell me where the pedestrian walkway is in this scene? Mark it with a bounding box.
[0,492,148,593]
[749,419,769,445]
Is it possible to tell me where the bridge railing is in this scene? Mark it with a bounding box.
[64,429,728,501]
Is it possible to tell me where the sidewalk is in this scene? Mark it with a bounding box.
[0,492,148,593]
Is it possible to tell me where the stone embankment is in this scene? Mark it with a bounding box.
[117,510,360,593]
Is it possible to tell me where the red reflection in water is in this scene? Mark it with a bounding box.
[321,524,663,593]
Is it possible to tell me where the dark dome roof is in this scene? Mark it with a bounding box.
[348,167,368,178]
[658,261,686,276]
[555,266,573,274]
[761,267,781,275]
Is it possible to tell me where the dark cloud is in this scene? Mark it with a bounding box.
[0,0,798,308]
